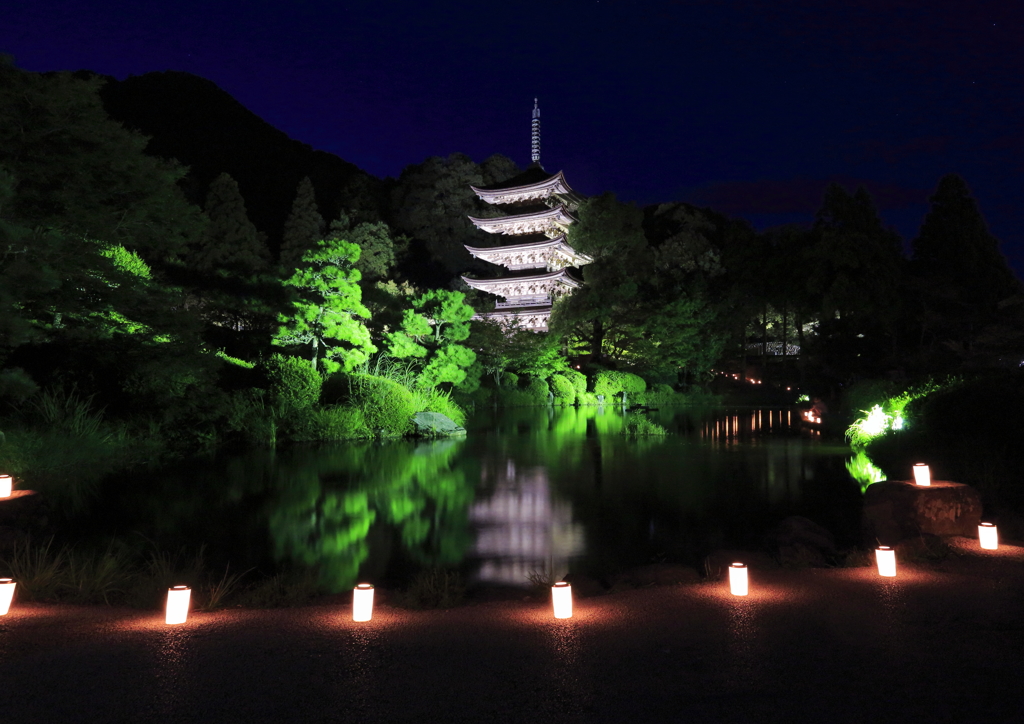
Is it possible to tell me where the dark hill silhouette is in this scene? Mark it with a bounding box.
[94,70,382,254]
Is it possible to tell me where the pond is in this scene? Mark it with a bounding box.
[80,405,862,591]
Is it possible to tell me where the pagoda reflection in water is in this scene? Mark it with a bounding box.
[470,460,585,586]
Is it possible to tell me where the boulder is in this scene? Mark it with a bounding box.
[766,515,837,567]
[862,480,982,546]
[411,411,466,437]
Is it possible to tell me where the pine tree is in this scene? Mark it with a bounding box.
[912,174,1016,306]
[274,237,376,374]
[280,177,323,270]
[190,173,269,274]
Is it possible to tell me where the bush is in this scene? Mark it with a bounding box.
[593,370,623,397]
[264,354,321,411]
[563,369,588,397]
[623,416,668,436]
[620,372,647,395]
[293,405,365,441]
[549,375,576,405]
[500,372,519,388]
[399,568,465,609]
[526,376,550,400]
[578,392,601,406]
[347,374,416,436]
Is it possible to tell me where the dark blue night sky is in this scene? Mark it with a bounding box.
[4,0,1022,273]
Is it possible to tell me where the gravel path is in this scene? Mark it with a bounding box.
[2,539,1023,723]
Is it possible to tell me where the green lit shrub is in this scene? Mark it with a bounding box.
[526,376,550,400]
[413,386,467,427]
[593,370,624,398]
[562,369,587,397]
[293,405,365,441]
[578,392,601,406]
[500,371,519,388]
[621,372,647,395]
[549,374,576,405]
[263,354,321,411]
[623,416,668,436]
[344,374,416,436]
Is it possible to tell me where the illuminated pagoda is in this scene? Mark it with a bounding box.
[461,99,592,332]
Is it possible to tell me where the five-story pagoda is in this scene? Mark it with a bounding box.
[461,100,592,332]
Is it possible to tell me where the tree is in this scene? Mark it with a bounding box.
[0,58,202,262]
[325,214,405,282]
[274,237,376,374]
[280,177,324,270]
[385,290,476,388]
[388,153,518,281]
[189,173,269,274]
[909,174,1020,362]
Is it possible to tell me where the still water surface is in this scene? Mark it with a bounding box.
[90,406,861,590]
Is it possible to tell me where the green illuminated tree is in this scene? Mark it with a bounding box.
[275,237,376,374]
[280,177,324,270]
[325,214,405,282]
[385,290,477,388]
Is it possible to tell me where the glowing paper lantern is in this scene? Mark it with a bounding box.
[0,578,15,615]
[912,463,931,487]
[979,523,999,550]
[165,586,191,625]
[551,581,573,619]
[875,546,897,577]
[0,474,11,498]
[352,583,374,622]
[729,563,748,596]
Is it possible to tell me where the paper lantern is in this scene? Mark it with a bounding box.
[979,523,999,550]
[0,474,12,498]
[729,563,748,596]
[912,463,931,487]
[551,581,573,619]
[875,546,897,577]
[0,578,15,615]
[165,586,191,624]
[353,583,374,622]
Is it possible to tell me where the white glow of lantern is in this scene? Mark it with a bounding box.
[912,463,931,486]
[979,523,999,550]
[0,475,12,498]
[729,563,748,596]
[875,546,897,577]
[552,581,573,619]
[352,583,374,622]
[165,586,191,624]
[0,578,15,615]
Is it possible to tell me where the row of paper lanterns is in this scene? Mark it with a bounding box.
[0,465,1005,621]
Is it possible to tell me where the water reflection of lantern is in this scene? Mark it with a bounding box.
[875,546,897,577]
[729,563,748,596]
[353,583,375,622]
[0,578,15,615]
[979,523,999,550]
[165,586,191,624]
[552,581,573,619]
[912,463,931,487]
[0,474,12,498]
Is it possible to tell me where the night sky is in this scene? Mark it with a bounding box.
[4,0,1022,274]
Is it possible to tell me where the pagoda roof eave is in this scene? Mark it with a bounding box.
[471,171,580,205]
[468,205,577,233]
[462,267,583,288]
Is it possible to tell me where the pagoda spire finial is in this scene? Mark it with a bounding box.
[531,98,541,165]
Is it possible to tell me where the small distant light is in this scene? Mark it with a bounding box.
[913,464,931,487]
[979,523,999,550]
[0,578,16,615]
[552,581,573,619]
[165,586,191,624]
[0,475,11,498]
[875,546,897,577]
[729,563,748,596]
[353,583,375,622]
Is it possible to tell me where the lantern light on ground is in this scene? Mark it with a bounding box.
[913,463,931,487]
[729,563,748,596]
[0,578,15,615]
[0,474,12,498]
[875,546,897,577]
[552,581,573,619]
[353,583,374,622]
[165,586,191,624]
[979,523,999,550]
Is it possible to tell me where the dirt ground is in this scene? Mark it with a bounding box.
[1,538,1023,723]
